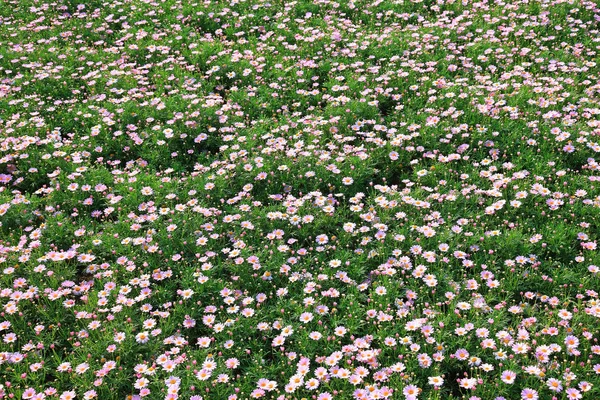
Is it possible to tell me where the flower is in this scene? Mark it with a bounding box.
[403,385,419,398]
[501,370,516,384]
[521,388,538,400]
[428,376,443,387]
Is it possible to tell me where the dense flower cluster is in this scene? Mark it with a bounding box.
[0,0,600,399]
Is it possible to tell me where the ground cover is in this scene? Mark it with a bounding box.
[0,0,600,399]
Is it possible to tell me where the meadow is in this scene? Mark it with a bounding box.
[0,0,600,399]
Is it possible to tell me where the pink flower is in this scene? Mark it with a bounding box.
[521,388,538,400]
